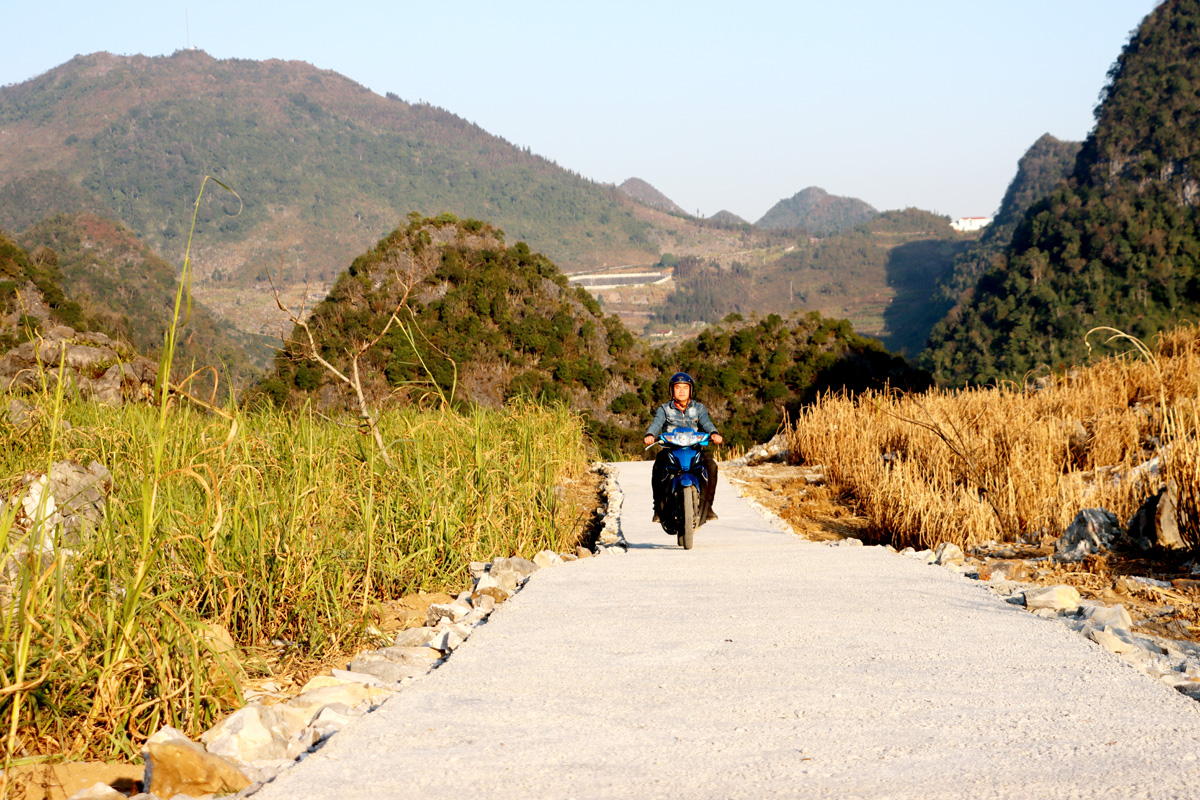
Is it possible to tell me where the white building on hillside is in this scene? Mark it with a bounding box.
[951,216,993,233]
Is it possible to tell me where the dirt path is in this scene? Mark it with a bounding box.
[254,462,1200,799]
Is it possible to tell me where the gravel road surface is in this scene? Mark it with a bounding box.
[256,461,1200,799]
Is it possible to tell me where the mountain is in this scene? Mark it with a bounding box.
[755,187,878,234]
[14,213,265,385]
[258,214,648,424]
[618,178,687,216]
[990,134,1084,236]
[924,133,1082,320]
[923,0,1200,386]
[655,208,967,354]
[0,50,658,294]
[707,210,749,226]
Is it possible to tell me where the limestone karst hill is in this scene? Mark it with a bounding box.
[924,0,1200,385]
[259,215,647,429]
[926,133,1082,317]
[755,186,878,234]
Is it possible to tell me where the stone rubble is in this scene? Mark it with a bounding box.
[72,461,625,800]
[592,462,628,553]
[1054,508,1122,561]
[0,325,158,405]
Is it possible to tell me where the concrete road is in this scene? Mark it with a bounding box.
[256,462,1200,799]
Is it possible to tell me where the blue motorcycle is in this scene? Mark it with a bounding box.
[653,427,713,550]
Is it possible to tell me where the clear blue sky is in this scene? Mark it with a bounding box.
[1,1,1159,222]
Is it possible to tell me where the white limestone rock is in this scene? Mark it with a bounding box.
[426,602,468,626]
[472,573,513,603]
[200,703,295,764]
[330,668,391,688]
[1082,603,1134,630]
[350,653,429,684]
[282,680,392,725]
[1023,584,1081,612]
[1090,628,1139,655]
[67,783,127,800]
[933,542,965,566]
[429,628,466,652]
[393,627,438,648]
[1055,508,1121,562]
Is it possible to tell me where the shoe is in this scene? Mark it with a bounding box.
[705,509,719,521]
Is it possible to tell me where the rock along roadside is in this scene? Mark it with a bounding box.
[255,461,1200,800]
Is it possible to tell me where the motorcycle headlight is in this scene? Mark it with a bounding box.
[664,429,705,447]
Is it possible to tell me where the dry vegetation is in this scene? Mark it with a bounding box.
[0,391,594,768]
[786,324,1200,554]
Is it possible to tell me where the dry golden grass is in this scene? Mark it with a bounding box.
[787,323,1200,552]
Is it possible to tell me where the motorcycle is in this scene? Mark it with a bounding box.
[652,427,713,550]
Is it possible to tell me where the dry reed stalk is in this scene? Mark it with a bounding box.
[787,324,1200,552]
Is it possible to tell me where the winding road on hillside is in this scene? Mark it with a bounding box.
[256,462,1200,799]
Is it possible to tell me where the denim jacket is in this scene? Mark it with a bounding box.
[646,400,719,437]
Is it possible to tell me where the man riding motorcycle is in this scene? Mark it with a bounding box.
[643,372,723,524]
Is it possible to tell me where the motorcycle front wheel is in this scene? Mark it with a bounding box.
[681,485,697,550]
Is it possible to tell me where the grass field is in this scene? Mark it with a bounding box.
[0,389,592,764]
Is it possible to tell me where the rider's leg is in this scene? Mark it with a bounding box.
[701,451,719,520]
[652,450,670,521]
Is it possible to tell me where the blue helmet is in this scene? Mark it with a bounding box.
[668,372,694,393]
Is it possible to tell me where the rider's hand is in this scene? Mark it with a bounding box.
[643,434,655,445]
[711,434,724,445]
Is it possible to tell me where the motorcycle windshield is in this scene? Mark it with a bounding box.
[663,428,708,447]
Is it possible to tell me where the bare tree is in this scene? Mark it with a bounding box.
[270,256,423,467]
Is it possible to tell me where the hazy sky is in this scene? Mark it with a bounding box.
[2,1,1159,221]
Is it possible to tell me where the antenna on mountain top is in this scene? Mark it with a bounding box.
[185,7,193,50]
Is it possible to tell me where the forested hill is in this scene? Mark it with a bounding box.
[259,214,649,422]
[0,50,657,289]
[923,0,1200,386]
[755,187,878,234]
[16,213,266,381]
[924,133,1081,320]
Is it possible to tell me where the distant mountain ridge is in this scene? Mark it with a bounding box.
[655,208,965,354]
[707,210,749,226]
[618,178,687,215]
[0,50,657,292]
[755,186,878,234]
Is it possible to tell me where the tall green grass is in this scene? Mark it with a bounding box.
[0,394,591,763]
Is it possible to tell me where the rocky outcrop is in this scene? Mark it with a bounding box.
[1128,483,1186,550]
[1055,508,1122,562]
[2,459,114,611]
[0,324,156,405]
